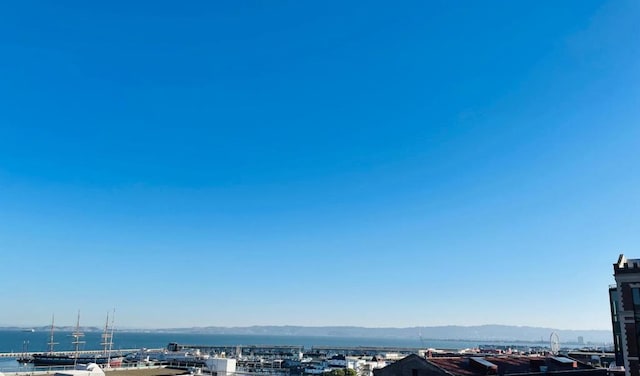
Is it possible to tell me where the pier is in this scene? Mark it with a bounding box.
[0,349,161,358]
[170,344,304,357]
[309,346,423,356]
[0,364,186,376]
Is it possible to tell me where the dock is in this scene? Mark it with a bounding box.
[0,350,162,359]
[0,365,187,376]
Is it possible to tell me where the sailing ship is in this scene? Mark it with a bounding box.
[16,339,32,363]
[31,311,123,367]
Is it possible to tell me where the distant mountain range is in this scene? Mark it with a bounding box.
[150,325,612,343]
[0,325,612,344]
[0,324,610,344]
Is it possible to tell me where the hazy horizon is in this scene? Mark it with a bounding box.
[0,323,612,333]
[0,324,612,345]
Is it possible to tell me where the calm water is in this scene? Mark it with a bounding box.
[0,330,554,352]
[0,330,552,371]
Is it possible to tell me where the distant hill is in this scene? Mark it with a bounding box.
[133,325,612,344]
[0,324,611,344]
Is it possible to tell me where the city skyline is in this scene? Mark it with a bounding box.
[1,1,638,330]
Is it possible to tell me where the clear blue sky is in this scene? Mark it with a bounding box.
[0,1,638,331]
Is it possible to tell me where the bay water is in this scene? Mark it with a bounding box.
[0,330,552,372]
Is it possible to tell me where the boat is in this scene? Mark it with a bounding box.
[31,312,123,367]
[124,344,209,367]
[17,339,32,363]
[32,354,122,367]
[22,328,35,333]
[17,356,32,364]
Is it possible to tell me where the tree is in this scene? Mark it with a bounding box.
[324,370,345,376]
[324,369,357,376]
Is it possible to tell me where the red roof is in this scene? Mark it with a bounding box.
[427,356,592,376]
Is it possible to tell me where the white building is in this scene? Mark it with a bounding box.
[205,357,237,376]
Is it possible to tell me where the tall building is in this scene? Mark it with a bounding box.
[610,284,623,366]
[611,254,640,376]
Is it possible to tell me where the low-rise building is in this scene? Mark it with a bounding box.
[373,354,606,376]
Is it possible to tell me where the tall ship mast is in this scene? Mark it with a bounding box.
[100,310,116,365]
[108,310,116,364]
[101,312,112,355]
[47,314,58,354]
[31,311,123,367]
[71,311,85,366]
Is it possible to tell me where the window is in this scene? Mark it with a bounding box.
[633,288,640,306]
[611,289,620,322]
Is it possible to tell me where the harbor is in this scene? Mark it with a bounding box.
[0,312,616,376]
[0,338,616,376]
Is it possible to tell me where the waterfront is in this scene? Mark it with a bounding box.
[0,329,566,372]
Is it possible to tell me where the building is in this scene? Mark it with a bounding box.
[205,358,236,376]
[372,354,446,376]
[373,354,606,376]
[610,284,623,367]
[611,254,640,376]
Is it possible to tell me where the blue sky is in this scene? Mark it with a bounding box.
[0,1,638,330]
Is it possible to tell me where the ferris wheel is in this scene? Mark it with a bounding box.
[550,332,560,355]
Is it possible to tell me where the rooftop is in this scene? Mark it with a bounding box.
[614,254,640,273]
[427,356,591,376]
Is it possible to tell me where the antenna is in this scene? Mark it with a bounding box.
[550,332,560,355]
